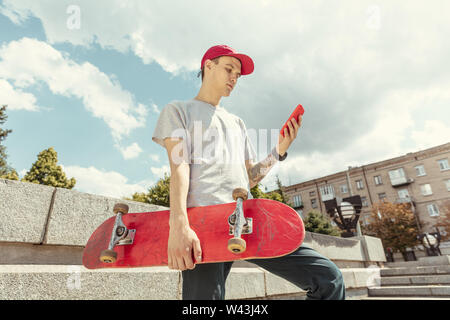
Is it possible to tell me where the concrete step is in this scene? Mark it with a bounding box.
[380,265,450,277]
[381,274,450,286]
[368,285,450,297]
[386,255,450,268]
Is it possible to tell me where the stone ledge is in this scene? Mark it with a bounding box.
[0,179,54,243]
[46,187,166,246]
[0,178,386,266]
[0,179,167,246]
[0,265,377,300]
[225,268,266,299]
[0,265,180,300]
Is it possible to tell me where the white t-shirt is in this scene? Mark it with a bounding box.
[152,99,257,208]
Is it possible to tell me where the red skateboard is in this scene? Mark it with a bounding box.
[82,188,305,269]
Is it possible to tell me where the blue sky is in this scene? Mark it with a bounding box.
[1,1,450,199]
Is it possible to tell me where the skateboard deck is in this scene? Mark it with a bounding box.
[83,198,305,269]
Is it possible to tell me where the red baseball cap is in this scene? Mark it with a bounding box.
[199,45,254,76]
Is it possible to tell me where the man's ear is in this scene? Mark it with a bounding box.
[204,59,213,71]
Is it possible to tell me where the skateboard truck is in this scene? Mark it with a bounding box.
[227,188,250,254]
[100,203,136,264]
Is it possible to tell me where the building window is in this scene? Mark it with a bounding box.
[420,184,433,196]
[374,175,383,185]
[311,198,317,209]
[309,191,316,197]
[415,165,426,176]
[398,189,410,199]
[320,185,335,201]
[438,159,449,171]
[378,193,387,202]
[296,209,304,219]
[356,179,364,190]
[388,168,406,182]
[446,179,450,191]
[361,196,368,207]
[340,184,348,193]
[427,204,439,217]
[293,194,302,208]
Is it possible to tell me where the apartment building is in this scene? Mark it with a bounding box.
[283,142,450,236]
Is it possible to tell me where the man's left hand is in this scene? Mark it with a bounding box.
[277,115,302,156]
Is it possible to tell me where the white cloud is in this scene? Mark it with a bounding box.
[63,165,151,199]
[0,79,40,111]
[0,37,148,141]
[0,2,29,24]
[150,165,170,178]
[149,154,160,162]
[3,0,450,190]
[18,169,27,179]
[151,103,160,114]
[264,82,450,189]
[117,142,143,160]
[411,121,450,150]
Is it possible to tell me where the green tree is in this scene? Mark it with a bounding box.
[275,175,290,205]
[251,175,292,206]
[128,172,170,207]
[130,174,290,208]
[1,170,19,180]
[250,183,284,202]
[304,210,341,236]
[0,104,18,180]
[250,183,266,199]
[22,147,76,189]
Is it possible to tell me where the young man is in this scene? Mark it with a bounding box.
[152,45,345,300]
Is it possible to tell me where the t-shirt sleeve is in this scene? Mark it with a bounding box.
[152,103,191,163]
[239,118,257,162]
[152,103,188,147]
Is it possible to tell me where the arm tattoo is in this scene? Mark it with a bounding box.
[248,152,278,188]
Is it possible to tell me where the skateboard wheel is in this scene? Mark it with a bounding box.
[100,249,117,263]
[227,237,246,254]
[113,203,129,215]
[232,188,248,201]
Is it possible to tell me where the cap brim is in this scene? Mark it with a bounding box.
[224,53,254,75]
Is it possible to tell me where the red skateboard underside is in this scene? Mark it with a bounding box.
[83,199,305,269]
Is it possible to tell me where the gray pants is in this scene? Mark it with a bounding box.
[182,244,345,300]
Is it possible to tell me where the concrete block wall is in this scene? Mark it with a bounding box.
[0,178,387,299]
[0,179,167,246]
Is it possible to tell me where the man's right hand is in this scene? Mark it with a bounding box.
[163,137,201,271]
[167,216,202,271]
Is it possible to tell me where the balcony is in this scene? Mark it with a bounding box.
[395,196,415,204]
[390,176,414,187]
[395,196,416,212]
[292,202,304,210]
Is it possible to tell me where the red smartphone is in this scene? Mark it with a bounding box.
[280,104,304,137]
